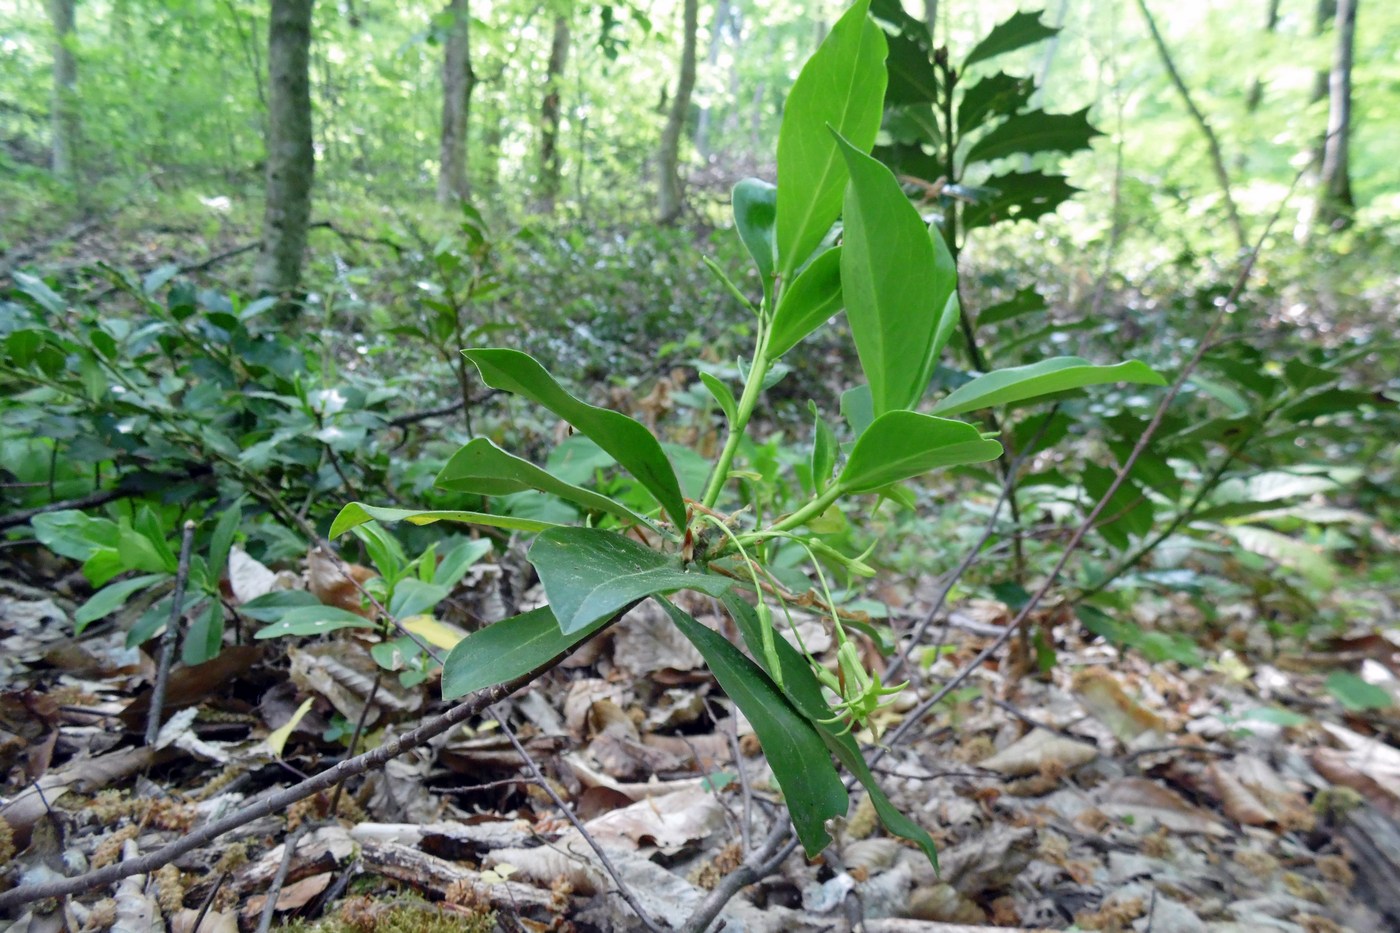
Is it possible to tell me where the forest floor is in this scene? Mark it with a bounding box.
[3,544,1399,933]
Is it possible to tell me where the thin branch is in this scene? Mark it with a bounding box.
[256,824,309,933]
[677,818,796,933]
[146,520,198,745]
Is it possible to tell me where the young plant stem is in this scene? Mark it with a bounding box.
[145,519,197,746]
[760,482,845,537]
[700,330,771,509]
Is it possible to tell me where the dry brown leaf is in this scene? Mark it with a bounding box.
[306,546,377,616]
[563,752,712,798]
[612,601,705,675]
[120,644,264,728]
[170,908,238,933]
[242,873,331,919]
[583,788,728,854]
[1210,762,1274,826]
[1318,722,1400,812]
[227,547,298,604]
[1098,777,1229,836]
[287,643,421,724]
[979,728,1098,777]
[0,746,156,845]
[1073,668,1168,744]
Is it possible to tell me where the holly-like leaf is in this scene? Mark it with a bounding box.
[529,526,731,635]
[957,71,1034,136]
[766,246,843,361]
[961,170,1079,230]
[659,597,848,857]
[963,10,1058,68]
[776,0,887,280]
[964,107,1100,166]
[838,411,1002,493]
[463,349,687,530]
[330,502,559,539]
[442,606,613,699]
[436,438,654,528]
[931,358,1165,417]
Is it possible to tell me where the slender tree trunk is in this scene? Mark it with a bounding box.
[657,0,699,224]
[539,13,570,214]
[1245,0,1282,112]
[438,0,474,204]
[1134,0,1248,254]
[1318,0,1356,229]
[694,0,730,163]
[48,0,78,186]
[255,0,316,303]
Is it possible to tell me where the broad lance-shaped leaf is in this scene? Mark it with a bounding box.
[964,107,1100,166]
[838,411,1003,493]
[530,526,731,635]
[721,593,939,868]
[442,606,614,699]
[659,597,848,856]
[931,358,1166,418]
[776,0,887,281]
[463,349,687,530]
[766,246,842,361]
[330,502,559,539]
[436,438,654,529]
[963,9,1058,68]
[732,178,777,293]
[835,133,957,416]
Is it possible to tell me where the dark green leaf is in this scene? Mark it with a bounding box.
[255,606,377,639]
[957,72,1034,136]
[183,600,224,666]
[463,349,687,530]
[838,411,1002,493]
[659,597,848,857]
[964,108,1100,166]
[776,0,887,279]
[767,246,843,361]
[236,590,321,622]
[963,10,1058,68]
[961,170,1079,229]
[74,573,168,634]
[436,438,653,528]
[1083,464,1154,547]
[208,499,243,585]
[977,286,1046,326]
[732,178,778,289]
[329,502,558,539]
[389,579,450,619]
[932,358,1165,417]
[442,606,611,699]
[809,401,838,493]
[529,526,731,634]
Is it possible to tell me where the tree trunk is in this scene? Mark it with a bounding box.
[1313,0,1338,104]
[255,0,316,303]
[1318,0,1356,229]
[657,0,699,224]
[1245,0,1282,112]
[48,0,78,185]
[694,0,731,163]
[438,0,474,205]
[539,13,570,214]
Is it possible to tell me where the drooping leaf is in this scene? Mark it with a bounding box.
[529,526,731,635]
[721,594,938,867]
[699,372,739,425]
[74,573,168,634]
[932,358,1166,417]
[329,502,558,539]
[659,597,848,856]
[442,606,611,699]
[809,401,838,494]
[766,246,843,361]
[835,133,954,416]
[436,438,654,528]
[963,10,1058,68]
[463,349,687,529]
[255,606,377,639]
[732,178,778,290]
[183,600,224,666]
[838,411,1002,493]
[961,170,1079,230]
[964,107,1100,166]
[957,71,1034,136]
[776,0,888,280]
[977,286,1046,327]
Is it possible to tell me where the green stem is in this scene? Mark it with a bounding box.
[700,332,771,509]
[760,482,845,538]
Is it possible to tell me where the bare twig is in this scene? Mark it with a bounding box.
[256,824,309,933]
[146,520,197,745]
[189,870,229,933]
[328,673,381,816]
[677,818,796,933]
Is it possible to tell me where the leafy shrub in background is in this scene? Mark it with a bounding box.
[333,0,1162,861]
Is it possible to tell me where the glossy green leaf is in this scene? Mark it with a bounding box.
[835,133,955,416]
[766,246,843,361]
[732,178,778,289]
[442,606,612,699]
[776,0,887,280]
[329,502,558,539]
[838,411,1002,493]
[463,349,687,530]
[809,401,838,494]
[255,606,377,639]
[698,372,738,425]
[932,358,1166,417]
[721,594,938,867]
[957,72,1034,135]
[530,526,731,634]
[74,573,167,634]
[436,438,653,528]
[183,600,224,666]
[660,597,848,857]
[964,107,1100,166]
[963,10,1058,68]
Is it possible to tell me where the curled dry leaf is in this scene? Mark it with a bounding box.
[1072,668,1169,744]
[287,643,421,725]
[242,873,331,920]
[1098,777,1229,837]
[583,788,729,854]
[979,728,1098,778]
[228,547,299,605]
[1209,762,1274,826]
[563,752,713,799]
[486,835,607,895]
[306,545,377,617]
